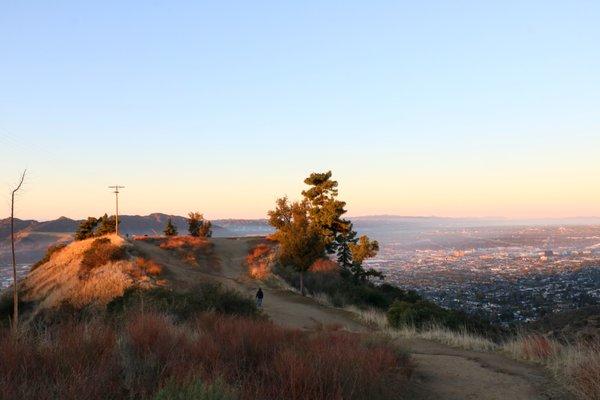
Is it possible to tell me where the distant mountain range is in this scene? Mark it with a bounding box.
[0,213,273,264]
[2,213,599,265]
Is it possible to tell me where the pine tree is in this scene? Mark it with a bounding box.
[301,171,352,254]
[336,227,357,270]
[75,217,99,240]
[268,171,384,286]
[96,213,117,235]
[188,212,203,237]
[164,218,178,236]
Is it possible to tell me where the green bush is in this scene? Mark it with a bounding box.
[153,379,236,400]
[107,283,258,320]
[386,299,500,337]
[275,262,420,310]
[387,300,449,329]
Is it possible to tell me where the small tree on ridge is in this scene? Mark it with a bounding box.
[164,218,178,236]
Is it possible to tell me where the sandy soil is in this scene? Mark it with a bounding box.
[132,236,571,400]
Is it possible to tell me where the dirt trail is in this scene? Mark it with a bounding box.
[132,237,570,400]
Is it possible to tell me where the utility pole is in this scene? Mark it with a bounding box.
[108,185,124,236]
[11,169,26,333]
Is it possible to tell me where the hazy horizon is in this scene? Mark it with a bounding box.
[5,212,600,226]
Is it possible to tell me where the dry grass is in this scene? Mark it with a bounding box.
[151,236,218,271]
[344,304,600,399]
[79,238,127,279]
[132,257,163,277]
[345,306,389,329]
[346,306,497,352]
[549,341,600,400]
[19,235,152,310]
[246,243,275,279]
[0,311,413,400]
[501,333,562,363]
[502,334,600,400]
[158,236,210,250]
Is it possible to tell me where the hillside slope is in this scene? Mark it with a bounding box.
[9,235,570,400]
[0,214,272,264]
[17,235,160,313]
[131,237,570,400]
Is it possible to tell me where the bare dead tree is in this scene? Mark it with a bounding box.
[10,169,26,332]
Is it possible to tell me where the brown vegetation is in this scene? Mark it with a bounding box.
[158,236,211,250]
[18,235,145,310]
[30,243,68,271]
[562,342,600,400]
[0,311,412,400]
[131,257,163,278]
[309,259,339,273]
[246,243,275,279]
[79,238,127,279]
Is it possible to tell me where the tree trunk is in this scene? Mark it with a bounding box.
[10,170,26,334]
[11,191,18,331]
[300,271,305,296]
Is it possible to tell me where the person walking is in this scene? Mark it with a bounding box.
[256,288,264,308]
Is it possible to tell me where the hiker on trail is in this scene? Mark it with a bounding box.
[256,288,264,308]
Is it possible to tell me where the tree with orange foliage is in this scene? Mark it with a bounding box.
[269,199,324,295]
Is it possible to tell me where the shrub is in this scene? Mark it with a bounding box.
[0,311,413,400]
[31,243,68,271]
[0,320,123,400]
[133,257,163,277]
[107,283,258,320]
[79,238,127,279]
[159,236,210,250]
[154,379,236,400]
[275,262,418,310]
[246,243,275,279]
[387,300,448,329]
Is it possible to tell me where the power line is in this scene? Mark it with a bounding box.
[108,185,125,236]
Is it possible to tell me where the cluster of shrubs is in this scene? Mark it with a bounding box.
[79,238,127,279]
[386,299,504,337]
[107,283,258,321]
[0,283,413,400]
[74,214,118,240]
[131,257,163,278]
[275,262,419,309]
[276,262,499,336]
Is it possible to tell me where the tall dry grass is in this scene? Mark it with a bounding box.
[502,334,600,400]
[550,342,600,400]
[346,306,498,352]
[344,305,600,399]
[158,236,211,250]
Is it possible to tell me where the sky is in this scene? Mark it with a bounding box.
[1,1,599,221]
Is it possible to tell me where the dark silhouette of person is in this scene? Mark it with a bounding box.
[256,288,264,308]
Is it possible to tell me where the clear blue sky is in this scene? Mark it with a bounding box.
[1,1,599,220]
